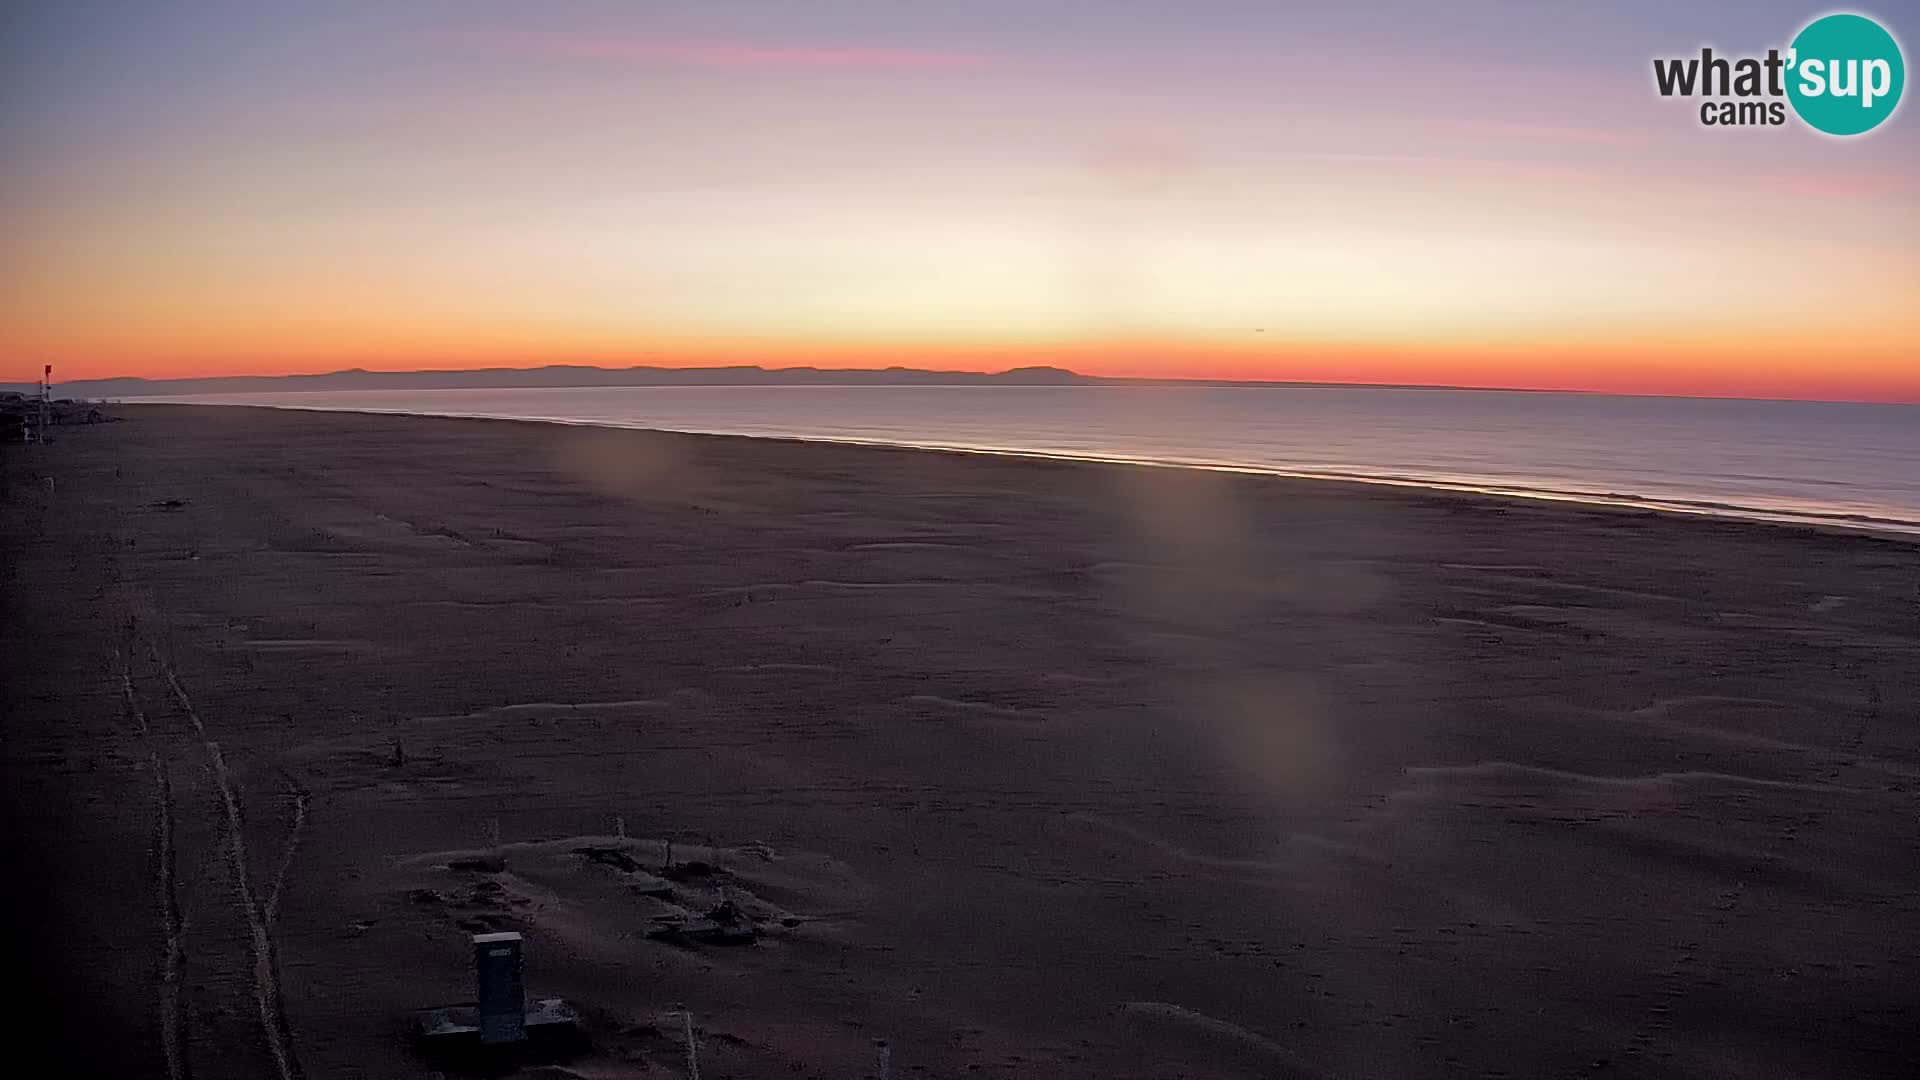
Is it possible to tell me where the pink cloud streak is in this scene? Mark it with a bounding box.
[479,31,993,71]
[1464,121,1652,147]
[1772,172,1908,199]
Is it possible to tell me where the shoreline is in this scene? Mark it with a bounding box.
[131,399,1920,540]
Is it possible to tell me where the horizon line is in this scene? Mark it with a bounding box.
[14,361,1920,408]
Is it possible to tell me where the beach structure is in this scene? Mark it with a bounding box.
[1,365,105,440]
[473,931,525,1044]
[0,392,28,442]
[415,930,581,1061]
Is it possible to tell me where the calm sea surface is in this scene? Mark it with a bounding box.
[150,385,1920,534]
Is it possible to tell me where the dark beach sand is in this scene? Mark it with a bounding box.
[4,404,1918,1079]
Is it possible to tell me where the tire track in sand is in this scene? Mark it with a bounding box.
[153,648,305,1080]
[265,776,310,928]
[120,653,190,1080]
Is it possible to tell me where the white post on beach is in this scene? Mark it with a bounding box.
[681,1007,701,1080]
[875,1038,893,1080]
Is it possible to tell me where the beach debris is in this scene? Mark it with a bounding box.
[661,859,718,882]
[388,738,405,767]
[573,845,643,873]
[644,918,758,948]
[428,834,804,963]
[707,898,743,926]
[696,921,758,946]
[150,498,188,511]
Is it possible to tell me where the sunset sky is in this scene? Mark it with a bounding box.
[3,1,1916,401]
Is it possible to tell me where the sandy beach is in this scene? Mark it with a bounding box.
[4,403,1917,1079]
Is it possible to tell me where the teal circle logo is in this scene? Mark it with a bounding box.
[1787,13,1905,135]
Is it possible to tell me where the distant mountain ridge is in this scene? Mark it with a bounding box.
[6,363,1595,400]
[10,363,1093,398]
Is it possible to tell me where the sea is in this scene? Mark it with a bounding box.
[146,385,1920,535]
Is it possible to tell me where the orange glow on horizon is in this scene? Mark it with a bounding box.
[13,334,1919,405]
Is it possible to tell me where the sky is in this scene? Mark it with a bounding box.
[3,0,1917,401]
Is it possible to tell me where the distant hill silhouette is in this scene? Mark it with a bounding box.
[6,363,1578,399]
[13,363,1094,397]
